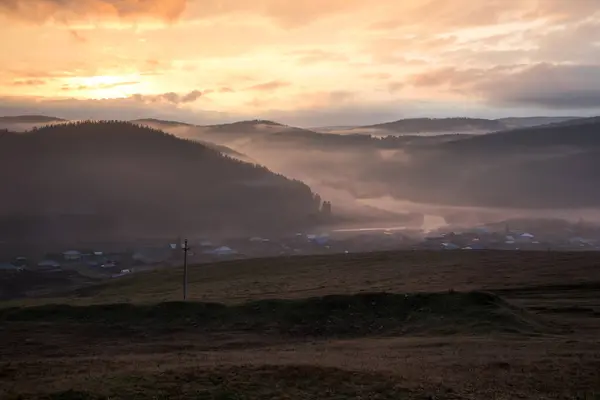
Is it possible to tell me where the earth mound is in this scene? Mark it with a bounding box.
[0,291,553,336]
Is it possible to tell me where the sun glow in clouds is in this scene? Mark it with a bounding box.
[62,75,144,98]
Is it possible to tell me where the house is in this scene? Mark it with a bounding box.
[63,250,82,261]
[441,242,460,250]
[0,263,22,272]
[37,259,62,271]
[13,257,27,267]
[207,246,237,256]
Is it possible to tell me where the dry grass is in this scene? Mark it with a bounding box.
[8,250,600,306]
[2,250,600,399]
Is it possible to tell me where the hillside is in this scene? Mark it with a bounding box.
[366,117,600,209]
[0,115,67,132]
[2,250,600,399]
[319,116,581,136]
[364,117,506,133]
[181,116,600,209]
[143,116,600,211]
[496,116,580,129]
[0,121,324,243]
[10,250,600,305]
[130,118,194,128]
[445,116,600,151]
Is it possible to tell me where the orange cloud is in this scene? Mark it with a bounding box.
[131,90,203,105]
[290,49,348,65]
[61,81,139,91]
[0,0,187,23]
[246,81,290,92]
[0,0,369,26]
[11,79,47,86]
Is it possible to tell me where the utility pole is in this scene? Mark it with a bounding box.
[182,239,190,300]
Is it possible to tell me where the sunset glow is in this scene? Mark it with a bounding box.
[0,0,599,125]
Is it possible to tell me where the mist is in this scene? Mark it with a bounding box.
[149,117,600,233]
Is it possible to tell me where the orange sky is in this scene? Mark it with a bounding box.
[0,0,599,125]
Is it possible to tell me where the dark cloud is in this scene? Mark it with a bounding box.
[483,64,600,109]
[180,90,203,102]
[131,89,204,105]
[410,63,600,110]
[246,80,290,92]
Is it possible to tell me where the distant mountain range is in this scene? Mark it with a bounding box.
[0,114,583,135]
[3,113,600,213]
[0,115,66,123]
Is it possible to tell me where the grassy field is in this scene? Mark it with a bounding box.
[1,251,600,399]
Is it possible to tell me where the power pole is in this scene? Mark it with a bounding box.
[182,239,190,300]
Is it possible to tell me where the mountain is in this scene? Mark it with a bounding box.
[496,116,581,129]
[363,117,506,134]
[186,115,600,211]
[131,118,194,128]
[445,116,600,152]
[0,115,67,132]
[321,117,583,136]
[0,121,325,243]
[376,117,600,209]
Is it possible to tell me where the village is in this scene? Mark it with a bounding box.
[1,218,600,282]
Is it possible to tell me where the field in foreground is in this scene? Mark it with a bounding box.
[1,251,600,399]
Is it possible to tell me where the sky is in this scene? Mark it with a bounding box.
[0,0,599,126]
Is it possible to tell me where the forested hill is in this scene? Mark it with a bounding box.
[0,121,323,242]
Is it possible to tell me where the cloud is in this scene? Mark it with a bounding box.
[369,0,600,33]
[11,79,47,86]
[362,73,392,80]
[68,29,87,42]
[131,89,203,105]
[246,80,290,92]
[409,63,600,109]
[185,0,367,27]
[0,0,368,27]
[61,81,139,91]
[290,49,348,65]
[387,82,404,93]
[0,0,187,23]
[0,95,227,123]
